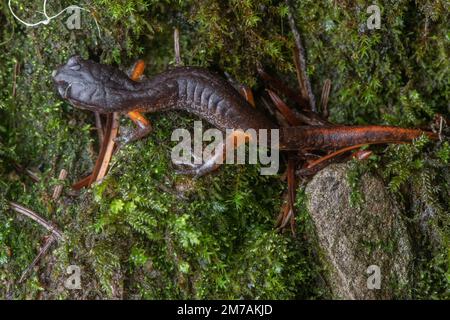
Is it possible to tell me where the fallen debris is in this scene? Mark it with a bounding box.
[9,201,63,240]
[52,169,68,200]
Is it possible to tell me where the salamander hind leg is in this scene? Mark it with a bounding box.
[173,137,227,177]
[173,130,251,178]
[174,152,224,177]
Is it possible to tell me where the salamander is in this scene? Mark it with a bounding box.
[52,55,436,175]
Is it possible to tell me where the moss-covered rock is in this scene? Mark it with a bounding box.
[305,163,412,299]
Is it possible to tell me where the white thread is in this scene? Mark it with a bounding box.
[8,0,101,37]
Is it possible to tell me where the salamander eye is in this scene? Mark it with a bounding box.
[67,55,81,69]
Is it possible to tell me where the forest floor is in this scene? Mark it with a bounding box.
[0,0,448,299]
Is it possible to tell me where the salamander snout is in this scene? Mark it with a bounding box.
[52,67,72,100]
[53,55,134,112]
[52,55,97,110]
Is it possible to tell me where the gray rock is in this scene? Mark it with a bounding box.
[305,163,412,299]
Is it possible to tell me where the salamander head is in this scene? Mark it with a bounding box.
[52,55,133,112]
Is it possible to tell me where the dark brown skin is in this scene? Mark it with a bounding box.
[278,125,435,150]
[53,55,439,232]
[53,55,436,157]
[53,55,275,131]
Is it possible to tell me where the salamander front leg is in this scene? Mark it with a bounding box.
[116,59,153,147]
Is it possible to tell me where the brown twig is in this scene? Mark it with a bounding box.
[257,66,310,108]
[12,59,20,98]
[79,112,119,187]
[19,235,56,283]
[276,157,297,235]
[94,112,104,145]
[285,0,316,112]
[9,201,63,282]
[174,27,182,66]
[306,144,366,168]
[9,202,63,240]
[267,89,303,126]
[292,47,310,106]
[52,169,68,200]
[275,193,290,227]
[72,174,91,190]
[266,89,332,126]
[12,163,41,182]
[258,66,333,126]
[320,79,332,118]
[95,113,120,181]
